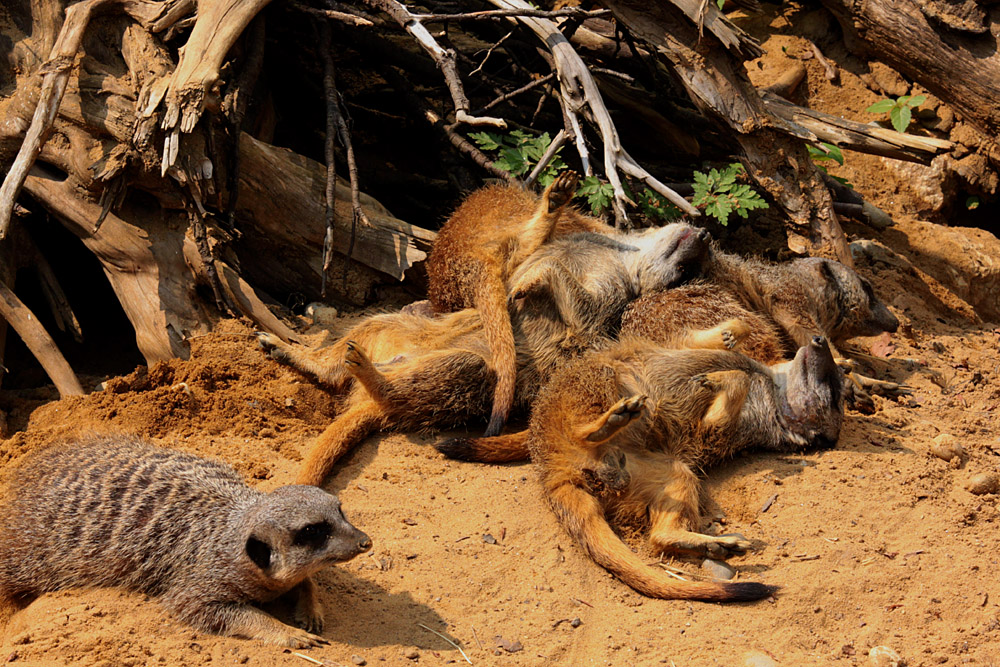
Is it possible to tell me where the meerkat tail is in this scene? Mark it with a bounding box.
[435,430,531,462]
[476,275,518,438]
[297,400,384,486]
[547,483,772,602]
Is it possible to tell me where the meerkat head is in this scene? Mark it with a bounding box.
[770,336,844,449]
[629,223,712,293]
[803,258,899,342]
[240,486,371,590]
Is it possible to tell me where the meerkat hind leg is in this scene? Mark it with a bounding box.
[646,459,751,559]
[580,394,647,443]
[344,341,391,402]
[681,318,751,351]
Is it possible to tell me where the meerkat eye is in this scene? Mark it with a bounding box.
[293,522,332,548]
[245,536,273,570]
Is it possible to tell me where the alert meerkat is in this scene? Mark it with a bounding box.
[0,435,371,647]
[426,172,612,438]
[258,222,711,487]
[440,246,901,464]
[529,334,844,601]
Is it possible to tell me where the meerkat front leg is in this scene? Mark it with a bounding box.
[291,578,325,635]
[343,341,392,403]
[257,333,349,390]
[513,171,581,266]
[579,394,648,443]
[678,318,751,351]
[645,459,751,559]
[204,602,329,648]
[692,370,752,429]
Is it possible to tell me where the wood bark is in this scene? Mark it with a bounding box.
[822,0,1000,145]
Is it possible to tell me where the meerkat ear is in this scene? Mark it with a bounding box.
[245,536,273,570]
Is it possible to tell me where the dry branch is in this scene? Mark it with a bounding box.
[0,278,84,397]
[364,0,507,128]
[761,91,952,164]
[488,0,699,224]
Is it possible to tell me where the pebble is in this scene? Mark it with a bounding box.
[965,472,999,495]
[571,618,582,628]
[352,656,367,666]
[742,650,777,667]
[929,434,964,462]
[702,558,736,580]
[869,645,903,667]
[404,649,420,660]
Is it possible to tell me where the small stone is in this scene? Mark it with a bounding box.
[9,635,30,647]
[305,302,339,324]
[284,397,294,408]
[570,618,582,628]
[404,649,419,660]
[352,655,367,666]
[965,472,999,495]
[929,434,964,462]
[237,657,249,665]
[869,645,903,667]
[482,534,497,545]
[6,651,18,663]
[743,650,777,667]
[702,558,736,580]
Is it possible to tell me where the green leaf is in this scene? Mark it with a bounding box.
[890,105,905,132]
[966,196,980,210]
[807,142,844,165]
[866,99,896,114]
[716,0,725,8]
[576,175,602,196]
[906,95,926,108]
[469,132,500,151]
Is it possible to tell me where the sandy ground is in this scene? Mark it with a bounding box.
[3,4,1000,667]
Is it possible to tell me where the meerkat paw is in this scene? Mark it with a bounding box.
[719,318,751,350]
[256,331,291,363]
[279,625,330,649]
[652,531,752,560]
[546,170,580,212]
[584,394,647,442]
[294,603,325,635]
[343,340,372,369]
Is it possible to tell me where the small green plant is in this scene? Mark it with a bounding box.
[691,163,768,225]
[636,187,682,222]
[966,195,980,210]
[469,130,566,187]
[806,142,852,189]
[866,95,926,133]
[576,175,615,216]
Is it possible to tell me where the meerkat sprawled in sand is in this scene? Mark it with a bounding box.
[528,334,844,601]
[258,222,711,486]
[0,436,371,647]
[422,172,612,438]
[439,246,901,464]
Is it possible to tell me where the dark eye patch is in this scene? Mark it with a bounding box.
[293,522,332,548]
[246,536,272,570]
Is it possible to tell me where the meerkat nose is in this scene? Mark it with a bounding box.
[811,336,826,348]
[359,536,372,551]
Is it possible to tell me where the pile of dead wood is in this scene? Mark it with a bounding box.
[1,0,993,406]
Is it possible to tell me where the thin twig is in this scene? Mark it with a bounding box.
[475,72,556,113]
[319,21,340,299]
[289,0,374,26]
[224,14,266,227]
[411,7,611,21]
[471,625,484,651]
[417,623,472,665]
[470,30,513,77]
[363,0,506,127]
[524,129,567,186]
[291,652,325,666]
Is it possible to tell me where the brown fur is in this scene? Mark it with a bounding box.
[528,335,843,601]
[0,436,371,647]
[426,173,612,437]
[257,223,711,486]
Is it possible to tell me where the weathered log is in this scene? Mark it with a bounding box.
[0,277,84,397]
[822,0,1000,143]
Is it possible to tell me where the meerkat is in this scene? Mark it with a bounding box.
[257,222,712,487]
[426,171,613,438]
[438,247,900,464]
[528,334,844,601]
[0,435,371,647]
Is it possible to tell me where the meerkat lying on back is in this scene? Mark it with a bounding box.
[529,333,844,601]
[258,222,711,486]
[439,246,900,464]
[426,172,612,438]
[0,435,371,647]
